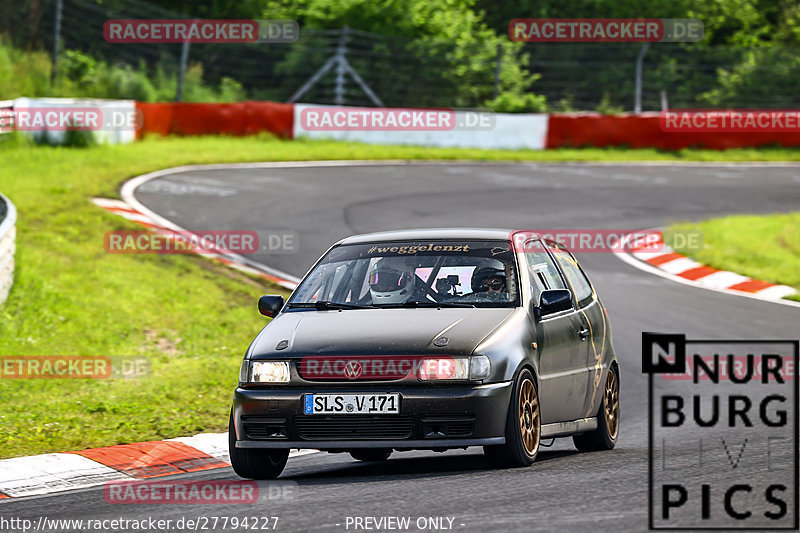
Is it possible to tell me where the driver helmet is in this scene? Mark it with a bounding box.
[368,257,416,304]
[471,266,507,293]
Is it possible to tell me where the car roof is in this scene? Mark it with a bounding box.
[337,228,518,245]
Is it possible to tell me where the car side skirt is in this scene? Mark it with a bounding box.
[236,437,505,449]
[541,417,598,438]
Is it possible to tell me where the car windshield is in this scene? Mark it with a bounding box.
[288,240,520,308]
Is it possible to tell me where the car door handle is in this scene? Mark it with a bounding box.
[578,327,590,340]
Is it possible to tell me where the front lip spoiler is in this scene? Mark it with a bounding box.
[235,437,505,449]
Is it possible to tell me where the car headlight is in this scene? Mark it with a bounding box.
[418,356,491,381]
[419,357,468,380]
[248,361,290,383]
[469,355,491,380]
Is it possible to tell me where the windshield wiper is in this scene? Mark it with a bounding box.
[379,300,475,308]
[432,301,476,308]
[288,301,377,310]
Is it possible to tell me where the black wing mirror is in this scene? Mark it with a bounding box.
[258,295,285,318]
[534,289,573,319]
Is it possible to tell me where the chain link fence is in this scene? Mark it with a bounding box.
[2,0,799,111]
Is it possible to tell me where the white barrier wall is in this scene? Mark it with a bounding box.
[293,104,549,150]
[12,97,137,145]
[0,192,17,306]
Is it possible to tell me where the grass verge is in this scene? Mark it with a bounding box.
[2,135,800,458]
[668,213,800,302]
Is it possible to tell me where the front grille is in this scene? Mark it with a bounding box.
[296,359,410,382]
[294,415,413,440]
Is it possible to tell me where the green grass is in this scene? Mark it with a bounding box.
[2,136,800,459]
[668,214,800,302]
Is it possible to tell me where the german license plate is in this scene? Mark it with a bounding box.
[303,393,399,415]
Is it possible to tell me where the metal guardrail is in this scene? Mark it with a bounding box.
[0,192,17,305]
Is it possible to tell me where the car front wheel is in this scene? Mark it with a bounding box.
[573,366,620,452]
[228,412,289,479]
[484,369,540,468]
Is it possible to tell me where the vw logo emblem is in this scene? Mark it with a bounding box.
[344,361,363,380]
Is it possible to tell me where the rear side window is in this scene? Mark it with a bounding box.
[548,242,594,307]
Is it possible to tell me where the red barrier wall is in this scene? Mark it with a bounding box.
[546,112,800,150]
[135,103,800,150]
[136,101,294,139]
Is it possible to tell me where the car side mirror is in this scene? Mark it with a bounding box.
[258,295,285,318]
[534,289,573,319]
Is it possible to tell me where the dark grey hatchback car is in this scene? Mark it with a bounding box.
[229,229,620,478]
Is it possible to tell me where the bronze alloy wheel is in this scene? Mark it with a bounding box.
[484,369,539,467]
[518,378,540,456]
[604,369,620,440]
[572,366,620,452]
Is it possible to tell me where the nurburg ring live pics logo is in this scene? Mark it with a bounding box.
[643,333,798,530]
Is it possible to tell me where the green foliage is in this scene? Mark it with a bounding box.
[32,126,96,148]
[218,77,246,101]
[0,38,60,98]
[474,0,796,47]
[596,93,625,115]
[486,90,547,113]
[6,0,800,111]
[0,39,247,103]
[62,127,97,148]
[263,0,545,108]
[140,0,267,18]
[699,48,800,107]
[473,0,800,110]
[0,131,33,148]
[102,64,159,102]
[552,95,577,113]
[61,50,100,90]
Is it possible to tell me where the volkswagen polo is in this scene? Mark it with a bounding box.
[229,229,620,478]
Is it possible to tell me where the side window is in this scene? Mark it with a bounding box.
[523,240,565,302]
[548,242,594,307]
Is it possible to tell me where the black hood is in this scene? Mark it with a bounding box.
[249,307,516,358]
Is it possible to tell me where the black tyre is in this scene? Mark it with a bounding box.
[228,412,289,479]
[573,366,620,452]
[349,449,392,462]
[484,369,540,468]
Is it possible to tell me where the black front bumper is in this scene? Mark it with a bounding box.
[232,381,512,450]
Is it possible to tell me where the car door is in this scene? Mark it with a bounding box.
[522,239,590,424]
[547,241,608,420]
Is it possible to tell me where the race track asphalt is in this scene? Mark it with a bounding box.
[5,162,799,532]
